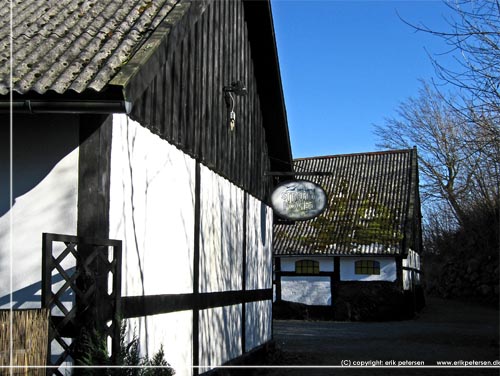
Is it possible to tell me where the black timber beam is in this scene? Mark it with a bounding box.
[121,289,272,318]
[243,0,293,174]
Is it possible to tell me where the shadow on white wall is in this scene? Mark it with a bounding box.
[0,116,79,308]
[109,115,195,361]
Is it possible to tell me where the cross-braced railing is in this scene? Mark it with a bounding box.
[42,233,122,375]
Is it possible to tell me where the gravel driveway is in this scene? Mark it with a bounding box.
[267,298,499,375]
[225,297,500,376]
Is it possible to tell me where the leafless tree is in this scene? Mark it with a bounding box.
[378,0,500,228]
[374,82,468,225]
[402,1,500,162]
[374,81,499,229]
[407,1,500,117]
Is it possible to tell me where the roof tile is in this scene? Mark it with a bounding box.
[1,0,177,96]
[273,149,418,256]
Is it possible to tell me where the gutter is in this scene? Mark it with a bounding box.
[0,100,132,114]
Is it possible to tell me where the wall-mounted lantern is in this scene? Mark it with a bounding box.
[223,81,247,131]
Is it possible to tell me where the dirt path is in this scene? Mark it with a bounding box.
[233,298,500,376]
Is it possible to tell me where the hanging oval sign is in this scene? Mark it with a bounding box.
[270,180,328,221]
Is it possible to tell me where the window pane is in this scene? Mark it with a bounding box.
[295,260,319,274]
[354,260,380,275]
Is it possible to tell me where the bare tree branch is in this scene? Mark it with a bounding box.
[374,81,499,228]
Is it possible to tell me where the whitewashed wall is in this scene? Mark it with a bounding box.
[277,256,398,305]
[199,165,243,293]
[278,257,332,306]
[125,311,193,375]
[281,276,331,306]
[245,300,272,352]
[197,167,244,372]
[110,115,273,375]
[340,257,397,282]
[280,257,334,272]
[403,249,421,290]
[109,114,195,372]
[0,118,79,309]
[245,196,273,349]
[198,172,273,371]
[246,195,273,290]
[199,304,242,368]
[110,114,195,297]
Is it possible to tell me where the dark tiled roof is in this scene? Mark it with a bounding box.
[273,149,419,256]
[0,0,178,96]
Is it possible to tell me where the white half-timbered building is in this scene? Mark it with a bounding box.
[0,0,292,374]
[273,149,424,320]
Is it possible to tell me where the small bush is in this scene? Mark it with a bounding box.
[75,321,175,375]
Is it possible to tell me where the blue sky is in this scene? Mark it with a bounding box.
[271,0,459,158]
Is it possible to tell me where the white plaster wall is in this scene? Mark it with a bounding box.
[403,270,410,290]
[281,276,331,306]
[245,195,273,290]
[199,165,243,293]
[125,311,192,376]
[109,115,196,375]
[109,114,195,297]
[0,129,79,309]
[403,249,421,290]
[245,300,272,352]
[277,257,333,305]
[414,251,421,285]
[340,257,397,282]
[280,257,334,272]
[199,304,242,370]
[109,115,273,373]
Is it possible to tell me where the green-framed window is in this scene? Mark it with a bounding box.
[355,260,380,275]
[295,259,320,274]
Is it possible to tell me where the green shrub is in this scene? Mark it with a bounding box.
[75,321,175,375]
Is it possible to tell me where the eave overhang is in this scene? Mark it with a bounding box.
[1,0,197,115]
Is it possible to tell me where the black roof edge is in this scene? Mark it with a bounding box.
[404,147,421,256]
[0,84,130,114]
[0,99,131,114]
[243,0,293,174]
